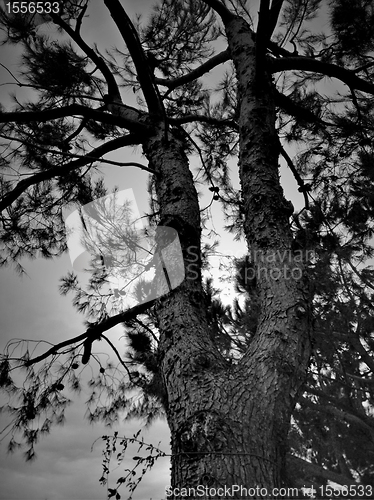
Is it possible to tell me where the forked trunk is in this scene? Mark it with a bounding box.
[142,17,311,497]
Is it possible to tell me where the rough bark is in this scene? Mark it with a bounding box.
[138,15,312,498]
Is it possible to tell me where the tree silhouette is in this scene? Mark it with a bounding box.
[1,0,374,497]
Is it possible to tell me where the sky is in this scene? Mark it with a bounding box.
[0,1,305,499]
[0,3,173,499]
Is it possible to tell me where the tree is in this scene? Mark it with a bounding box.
[1,0,374,497]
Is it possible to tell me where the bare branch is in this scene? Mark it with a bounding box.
[267,0,285,41]
[278,142,309,209]
[101,334,133,380]
[50,11,120,100]
[270,57,374,96]
[75,1,88,34]
[155,49,230,90]
[268,39,296,57]
[0,104,150,134]
[25,298,158,367]
[103,0,165,119]
[0,62,23,86]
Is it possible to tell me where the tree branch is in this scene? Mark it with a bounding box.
[278,142,309,209]
[301,397,374,436]
[0,104,150,134]
[2,137,155,174]
[267,0,285,41]
[256,0,271,79]
[74,1,87,35]
[287,455,358,486]
[0,134,141,212]
[25,298,158,366]
[169,114,238,130]
[348,333,374,374]
[270,56,374,96]
[103,0,164,119]
[201,0,236,24]
[101,334,133,379]
[306,386,374,430]
[346,258,374,294]
[268,39,296,57]
[50,12,120,100]
[274,88,328,128]
[155,50,230,90]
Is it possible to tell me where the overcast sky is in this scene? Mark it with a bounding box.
[0,2,172,499]
[0,1,305,499]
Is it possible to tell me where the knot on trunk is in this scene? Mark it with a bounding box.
[177,410,228,459]
[191,353,211,371]
[295,302,307,318]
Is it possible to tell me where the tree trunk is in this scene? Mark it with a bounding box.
[141,16,312,499]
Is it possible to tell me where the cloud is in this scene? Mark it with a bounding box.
[0,391,170,500]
